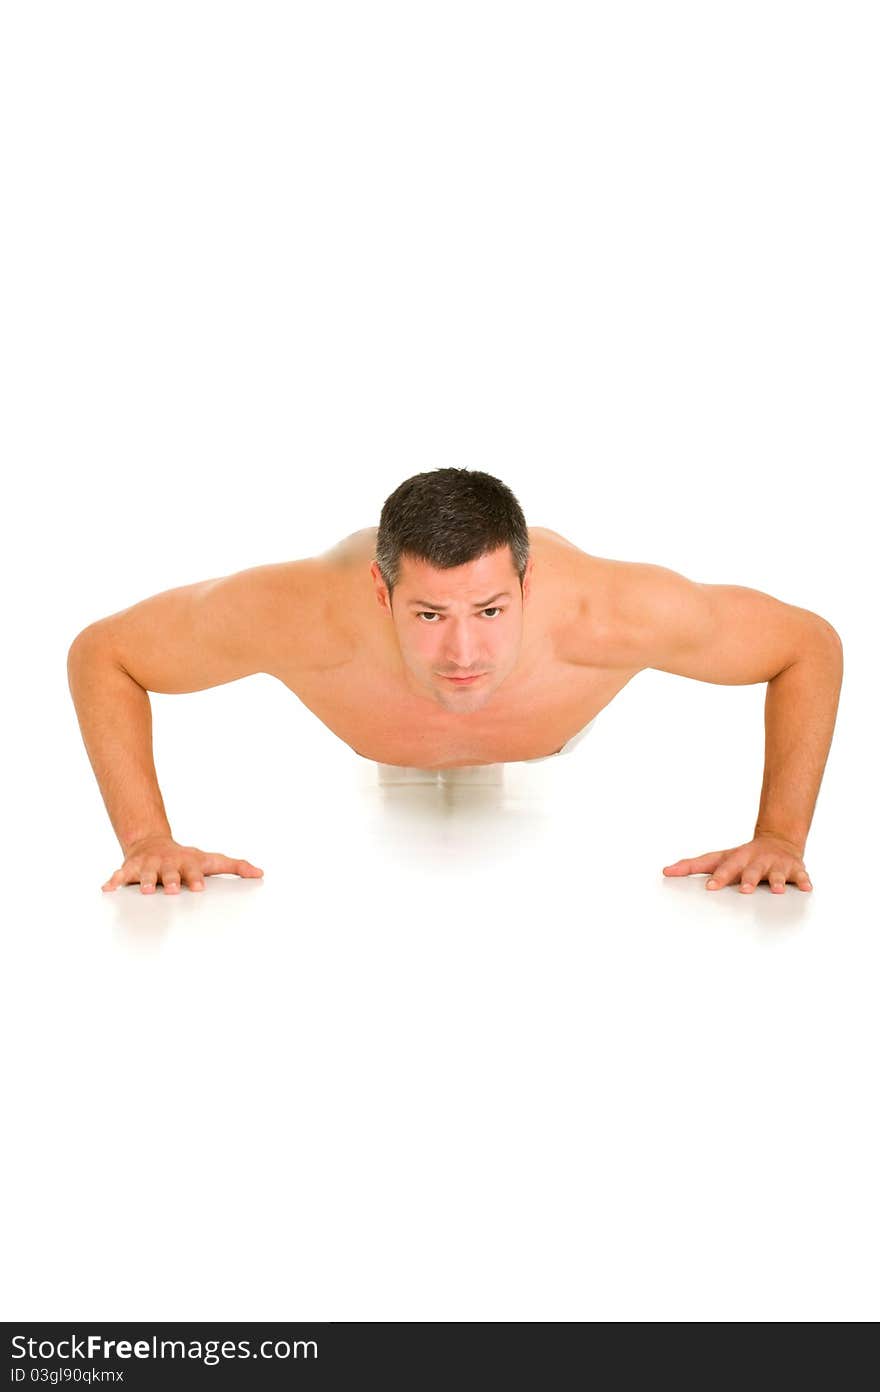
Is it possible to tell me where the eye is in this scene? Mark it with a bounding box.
[417,608,503,622]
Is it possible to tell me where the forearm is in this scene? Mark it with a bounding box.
[67,634,173,855]
[753,633,843,854]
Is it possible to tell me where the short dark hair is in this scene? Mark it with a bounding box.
[375,468,530,605]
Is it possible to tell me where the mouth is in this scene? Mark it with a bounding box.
[443,673,486,684]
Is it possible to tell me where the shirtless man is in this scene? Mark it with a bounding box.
[67,468,843,898]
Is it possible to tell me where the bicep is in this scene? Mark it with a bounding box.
[618,563,839,685]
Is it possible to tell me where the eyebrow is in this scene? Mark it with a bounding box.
[406,591,513,610]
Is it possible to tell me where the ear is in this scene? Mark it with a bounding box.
[522,554,535,601]
[370,561,392,613]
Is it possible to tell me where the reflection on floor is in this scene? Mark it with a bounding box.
[377,762,505,786]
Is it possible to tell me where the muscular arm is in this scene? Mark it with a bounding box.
[610,561,840,684]
[68,556,331,867]
[586,560,843,886]
[75,557,332,694]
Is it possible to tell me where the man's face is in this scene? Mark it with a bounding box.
[370,545,534,712]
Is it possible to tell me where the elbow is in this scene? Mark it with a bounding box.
[68,625,97,658]
[67,623,111,668]
[813,620,844,678]
[806,613,842,651]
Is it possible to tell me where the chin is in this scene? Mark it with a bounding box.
[436,680,494,710]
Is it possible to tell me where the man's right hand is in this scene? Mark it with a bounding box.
[101,836,264,894]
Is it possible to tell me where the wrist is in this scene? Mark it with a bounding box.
[121,826,173,856]
[754,825,806,856]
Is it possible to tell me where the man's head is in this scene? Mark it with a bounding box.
[370,467,533,712]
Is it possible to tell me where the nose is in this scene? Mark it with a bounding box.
[442,624,483,671]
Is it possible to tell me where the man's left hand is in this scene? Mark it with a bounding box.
[662,835,813,893]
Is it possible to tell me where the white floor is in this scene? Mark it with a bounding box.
[4,0,876,1329]
[5,669,875,1322]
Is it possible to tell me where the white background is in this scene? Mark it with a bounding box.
[2,1,877,1321]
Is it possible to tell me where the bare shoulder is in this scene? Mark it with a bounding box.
[539,531,670,671]
[297,524,657,673]
[316,526,379,567]
[256,544,360,677]
[211,553,349,680]
[263,526,397,679]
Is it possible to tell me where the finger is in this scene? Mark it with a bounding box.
[182,862,205,892]
[739,858,775,892]
[706,857,747,889]
[214,857,264,878]
[200,854,262,878]
[140,862,158,893]
[796,871,813,892]
[769,869,787,894]
[160,862,181,894]
[102,867,126,892]
[663,851,731,876]
[239,862,264,877]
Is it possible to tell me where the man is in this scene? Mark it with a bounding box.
[67,468,843,897]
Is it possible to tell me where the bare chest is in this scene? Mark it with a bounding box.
[287,656,636,767]
[273,530,640,768]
